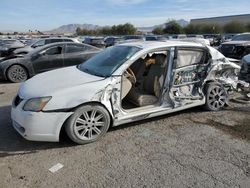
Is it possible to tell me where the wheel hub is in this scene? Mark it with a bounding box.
[215,95,220,100]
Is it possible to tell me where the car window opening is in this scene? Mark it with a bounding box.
[121,52,168,110]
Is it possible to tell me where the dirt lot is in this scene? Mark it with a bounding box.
[0,81,250,188]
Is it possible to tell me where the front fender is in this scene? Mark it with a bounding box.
[43,78,115,117]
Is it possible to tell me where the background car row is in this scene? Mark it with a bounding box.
[0,42,101,82]
[1,33,250,83]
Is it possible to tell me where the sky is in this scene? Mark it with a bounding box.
[0,0,249,32]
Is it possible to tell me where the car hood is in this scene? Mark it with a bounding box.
[222,41,250,45]
[0,54,26,63]
[18,66,106,99]
[14,46,33,53]
[0,56,25,64]
[1,42,25,49]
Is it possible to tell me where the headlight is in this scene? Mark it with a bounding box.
[23,97,51,112]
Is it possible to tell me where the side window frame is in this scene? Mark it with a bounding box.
[43,46,63,56]
[65,44,87,53]
[174,47,208,69]
[32,39,45,48]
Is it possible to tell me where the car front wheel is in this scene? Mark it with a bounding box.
[6,65,28,83]
[204,82,228,111]
[65,104,111,144]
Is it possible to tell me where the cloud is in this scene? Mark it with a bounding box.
[106,0,147,5]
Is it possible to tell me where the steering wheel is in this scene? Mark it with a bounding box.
[125,68,136,84]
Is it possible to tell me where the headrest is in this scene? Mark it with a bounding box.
[155,54,166,66]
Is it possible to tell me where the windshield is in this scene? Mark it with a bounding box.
[78,45,141,77]
[232,34,250,41]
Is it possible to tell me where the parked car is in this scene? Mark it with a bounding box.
[218,33,250,59]
[203,34,220,46]
[239,54,250,83]
[14,37,80,55]
[84,37,105,48]
[0,42,101,82]
[11,41,241,144]
[187,35,204,39]
[104,36,123,47]
[221,34,236,43]
[171,34,187,39]
[18,37,32,45]
[124,35,145,40]
[145,35,167,41]
[176,37,210,46]
[0,39,25,57]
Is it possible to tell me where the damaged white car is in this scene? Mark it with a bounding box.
[11,41,241,144]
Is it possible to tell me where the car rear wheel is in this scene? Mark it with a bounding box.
[204,82,228,111]
[6,65,28,83]
[65,104,110,144]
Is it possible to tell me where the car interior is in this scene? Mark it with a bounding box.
[121,52,168,110]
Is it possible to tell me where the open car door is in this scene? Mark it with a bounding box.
[169,47,211,107]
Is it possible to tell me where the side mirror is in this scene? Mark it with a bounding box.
[32,44,38,48]
[32,44,43,48]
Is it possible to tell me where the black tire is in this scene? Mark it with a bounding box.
[204,82,228,111]
[65,104,111,144]
[6,65,28,83]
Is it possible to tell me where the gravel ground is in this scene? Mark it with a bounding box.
[0,81,250,188]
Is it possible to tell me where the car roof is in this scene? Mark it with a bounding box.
[36,37,74,40]
[85,37,104,39]
[118,41,204,50]
[238,32,250,34]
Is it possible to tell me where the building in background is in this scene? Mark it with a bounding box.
[190,14,250,26]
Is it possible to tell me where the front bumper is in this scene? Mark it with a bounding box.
[11,99,73,142]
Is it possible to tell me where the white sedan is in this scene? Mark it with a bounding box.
[11,41,240,144]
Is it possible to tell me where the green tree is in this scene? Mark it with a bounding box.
[184,24,200,34]
[152,27,164,35]
[164,20,183,34]
[75,23,137,36]
[200,24,222,34]
[76,27,82,35]
[185,23,222,34]
[123,23,137,35]
[114,23,136,35]
[246,23,250,32]
[223,21,246,33]
[100,26,112,35]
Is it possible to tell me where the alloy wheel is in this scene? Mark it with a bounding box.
[207,85,227,110]
[73,109,108,141]
[7,65,28,82]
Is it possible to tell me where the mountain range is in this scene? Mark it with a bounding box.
[46,24,102,34]
[46,19,189,34]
